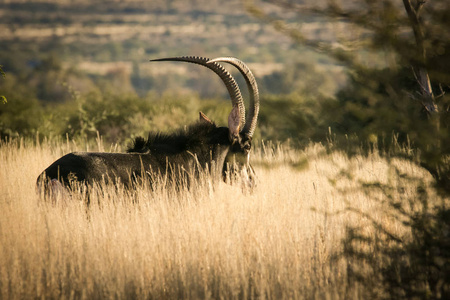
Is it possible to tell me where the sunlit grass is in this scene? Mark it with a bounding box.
[0,137,437,299]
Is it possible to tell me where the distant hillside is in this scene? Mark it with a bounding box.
[0,0,344,99]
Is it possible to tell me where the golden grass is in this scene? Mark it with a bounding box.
[0,138,436,299]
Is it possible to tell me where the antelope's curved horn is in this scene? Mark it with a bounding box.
[208,57,259,137]
[150,56,246,130]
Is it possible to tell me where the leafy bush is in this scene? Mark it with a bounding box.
[0,75,43,138]
[326,67,450,148]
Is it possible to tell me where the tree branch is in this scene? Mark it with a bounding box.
[403,0,426,59]
[402,0,438,114]
[415,0,427,15]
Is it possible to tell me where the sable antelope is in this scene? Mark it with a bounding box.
[37,56,259,195]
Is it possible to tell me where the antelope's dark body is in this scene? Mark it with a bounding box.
[38,121,232,188]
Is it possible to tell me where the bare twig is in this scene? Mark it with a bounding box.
[435,83,445,100]
[415,0,427,15]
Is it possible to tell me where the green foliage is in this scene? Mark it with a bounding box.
[0,82,238,144]
[260,59,336,95]
[327,67,439,143]
[258,93,329,145]
[0,93,42,138]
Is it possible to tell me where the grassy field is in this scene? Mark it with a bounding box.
[0,137,438,299]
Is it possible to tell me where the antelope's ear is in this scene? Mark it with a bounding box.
[199,111,213,124]
[228,106,241,142]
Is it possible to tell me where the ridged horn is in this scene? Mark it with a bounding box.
[208,57,259,137]
[150,56,246,131]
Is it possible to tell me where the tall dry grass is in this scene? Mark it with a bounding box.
[0,137,436,299]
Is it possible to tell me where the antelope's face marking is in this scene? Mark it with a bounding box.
[224,133,256,190]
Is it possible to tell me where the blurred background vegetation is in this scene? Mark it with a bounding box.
[0,0,341,145]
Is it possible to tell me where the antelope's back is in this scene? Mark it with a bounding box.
[37,152,158,187]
